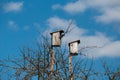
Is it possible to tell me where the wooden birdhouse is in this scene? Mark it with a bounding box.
[50,30,64,47]
[68,40,80,55]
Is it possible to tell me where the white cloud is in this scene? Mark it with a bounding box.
[63,1,86,14]
[47,16,71,30]
[52,0,120,23]
[88,41,120,58]
[96,7,120,23]
[8,20,19,30]
[3,2,23,13]
[45,17,120,58]
[52,1,86,14]
[46,16,86,37]
[8,21,30,31]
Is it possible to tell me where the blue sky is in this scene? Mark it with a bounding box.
[0,0,120,72]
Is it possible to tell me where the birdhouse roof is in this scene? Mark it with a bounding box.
[50,30,64,35]
[68,40,80,46]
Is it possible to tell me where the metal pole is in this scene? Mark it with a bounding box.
[50,47,54,80]
[69,54,73,80]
